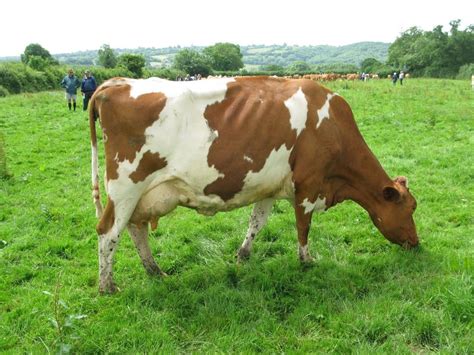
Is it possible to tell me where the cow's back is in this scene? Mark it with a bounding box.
[94,77,337,217]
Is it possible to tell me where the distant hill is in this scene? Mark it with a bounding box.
[1,42,390,69]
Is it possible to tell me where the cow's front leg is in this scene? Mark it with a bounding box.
[294,203,314,263]
[237,198,274,262]
[127,222,167,277]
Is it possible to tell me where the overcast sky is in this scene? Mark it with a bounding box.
[2,0,473,57]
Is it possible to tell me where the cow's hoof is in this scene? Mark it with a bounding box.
[236,248,251,263]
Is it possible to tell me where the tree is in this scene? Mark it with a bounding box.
[21,43,58,67]
[288,61,311,73]
[98,44,117,68]
[118,54,146,78]
[173,49,212,76]
[388,21,474,77]
[360,58,382,73]
[203,42,244,71]
[261,64,285,72]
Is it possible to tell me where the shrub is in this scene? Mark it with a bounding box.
[144,67,185,80]
[0,85,9,97]
[0,66,22,93]
[456,63,474,80]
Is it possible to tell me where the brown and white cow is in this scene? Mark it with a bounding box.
[89,76,418,293]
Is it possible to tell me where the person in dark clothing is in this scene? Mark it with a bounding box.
[81,70,97,111]
[61,69,81,111]
[392,72,399,86]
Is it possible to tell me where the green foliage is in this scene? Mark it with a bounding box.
[203,43,244,71]
[261,64,285,72]
[173,49,212,76]
[456,63,474,79]
[98,44,117,68]
[27,55,50,71]
[0,62,134,95]
[0,65,23,93]
[1,80,473,352]
[360,57,382,73]
[360,58,395,77]
[288,61,311,73]
[118,53,146,78]
[0,85,9,97]
[144,67,185,80]
[388,20,474,77]
[88,66,133,83]
[41,42,390,71]
[21,43,58,67]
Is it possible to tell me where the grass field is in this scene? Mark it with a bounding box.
[0,79,473,353]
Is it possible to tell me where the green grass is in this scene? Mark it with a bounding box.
[1,79,473,353]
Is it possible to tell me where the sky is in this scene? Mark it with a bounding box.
[1,0,473,57]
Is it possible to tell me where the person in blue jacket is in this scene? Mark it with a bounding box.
[60,69,81,111]
[81,70,97,111]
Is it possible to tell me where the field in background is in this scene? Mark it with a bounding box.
[0,79,473,353]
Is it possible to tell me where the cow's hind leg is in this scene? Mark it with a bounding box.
[127,222,167,277]
[97,200,122,294]
[97,196,141,294]
[237,198,274,262]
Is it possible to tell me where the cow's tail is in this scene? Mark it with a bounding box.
[89,93,103,219]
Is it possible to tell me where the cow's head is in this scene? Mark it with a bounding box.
[371,176,419,249]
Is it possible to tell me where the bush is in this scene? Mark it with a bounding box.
[456,63,474,80]
[144,67,185,80]
[0,85,9,97]
[0,66,22,93]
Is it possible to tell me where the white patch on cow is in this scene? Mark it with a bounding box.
[301,195,327,214]
[91,144,98,184]
[316,93,337,129]
[232,145,294,204]
[244,155,253,163]
[299,244,310,260]
[284,88,307,135]
[107,78,236,214]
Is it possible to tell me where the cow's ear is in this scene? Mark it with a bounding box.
[394,176,408,188]
[383,186,401,202]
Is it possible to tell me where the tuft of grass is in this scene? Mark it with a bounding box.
[0,80,473,352]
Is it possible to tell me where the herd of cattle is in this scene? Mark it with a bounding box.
[207,73,410,82]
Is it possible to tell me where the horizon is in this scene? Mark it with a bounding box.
[0,41,392,59]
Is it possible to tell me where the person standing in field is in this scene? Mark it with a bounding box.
[392,72,399,86]
[399,71,405,85]
[81,70,97,111]
[60,69,81,111]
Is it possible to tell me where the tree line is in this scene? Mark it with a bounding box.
[0,20,472,96]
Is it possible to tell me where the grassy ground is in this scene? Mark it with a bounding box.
[0,79,473,353]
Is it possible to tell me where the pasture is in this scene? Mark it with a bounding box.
[0,78,473,353]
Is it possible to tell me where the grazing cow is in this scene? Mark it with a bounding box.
[89,76,419,293]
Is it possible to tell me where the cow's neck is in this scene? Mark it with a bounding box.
[329,141,391,216]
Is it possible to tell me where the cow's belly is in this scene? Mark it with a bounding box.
[131,169,295,223]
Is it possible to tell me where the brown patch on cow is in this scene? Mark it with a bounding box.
[204,77,309,201]
[96,198,115,235]
[129,151,167,183]
[95,85,167,181]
